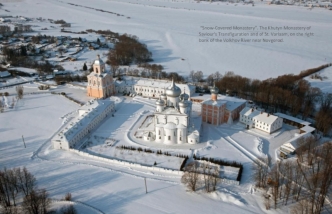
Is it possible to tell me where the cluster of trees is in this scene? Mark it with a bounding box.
[107,34,152,67]
[14,25,32,33]
[181,161,220,192]
[189,70,204,83]
[215,66,332,135]
[2,46,63,76]
[136,63,164,79]
[0,167,50,214]
[193,155,243,182]
[54,73,88,85]
[0,25,32,35]
[253,137,332,213]
[0,26,11,35]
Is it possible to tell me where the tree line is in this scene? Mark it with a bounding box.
[253,136,332,213]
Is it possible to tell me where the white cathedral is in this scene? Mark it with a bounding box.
[147,80,200,145]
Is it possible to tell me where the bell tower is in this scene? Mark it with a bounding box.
[93,54,105,74]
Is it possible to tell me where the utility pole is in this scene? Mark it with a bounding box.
[22,135,26,148]
[144,178,148,194]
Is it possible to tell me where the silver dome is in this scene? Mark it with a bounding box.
[156,97,165,106]
[180,92,189,101]
[179,100,188,107]
[94,54,104,65]
[165,79,181,97]
[160,93,167,99]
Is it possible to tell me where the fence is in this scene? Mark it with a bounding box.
[68,149,240,185]
[68,149,183,176]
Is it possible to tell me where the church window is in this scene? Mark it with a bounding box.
[96,68,99,73]
[168,136,171,140]
[159,136,161,139]
[180,137,182,141]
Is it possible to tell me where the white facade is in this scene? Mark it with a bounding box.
[147,80,200,145]
[52,99,115,150]
[115,77,196,98]
[239,107,283,134]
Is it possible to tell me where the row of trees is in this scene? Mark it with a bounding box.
[181,161,220,192]
[253,137,332,213]
[54,73,88,85]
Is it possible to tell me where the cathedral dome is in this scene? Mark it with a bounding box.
[165,79,181,97]
[160,93,167,100]
[94,54,104,65]
[156,97,165,106]
[180,92,189,101]
[179,100,188,108]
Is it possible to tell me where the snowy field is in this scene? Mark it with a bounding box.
[0,83,91,104]
[2,0,332,80]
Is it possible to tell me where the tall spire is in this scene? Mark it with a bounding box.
[171,78,175,88]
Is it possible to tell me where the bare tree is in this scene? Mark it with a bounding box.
[210,165,220,192]
[193,71,204,82]
[57,47,65,56]
[0,100,4,113]
[252,156,270,188]
[0,168,13,210]
[268,163,281,209]
[16,86,24,99]
[181,161,201,192]
[16,167,36,197]
[291,199,311,214]
[189,70,195,82]
[23,189,50,214]
[202,163,211,192]
[282,161,293,205]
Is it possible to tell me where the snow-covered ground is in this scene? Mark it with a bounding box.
[2,0,331,212]
[306,66,332,94]
[2,0,332,80]
[0,93,269,213]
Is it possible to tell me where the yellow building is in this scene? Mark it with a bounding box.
[87,55,115,98]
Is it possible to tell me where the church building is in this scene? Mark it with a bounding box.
[148,80,200,145]
[87,55,115,98]
[201,84,246,125]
